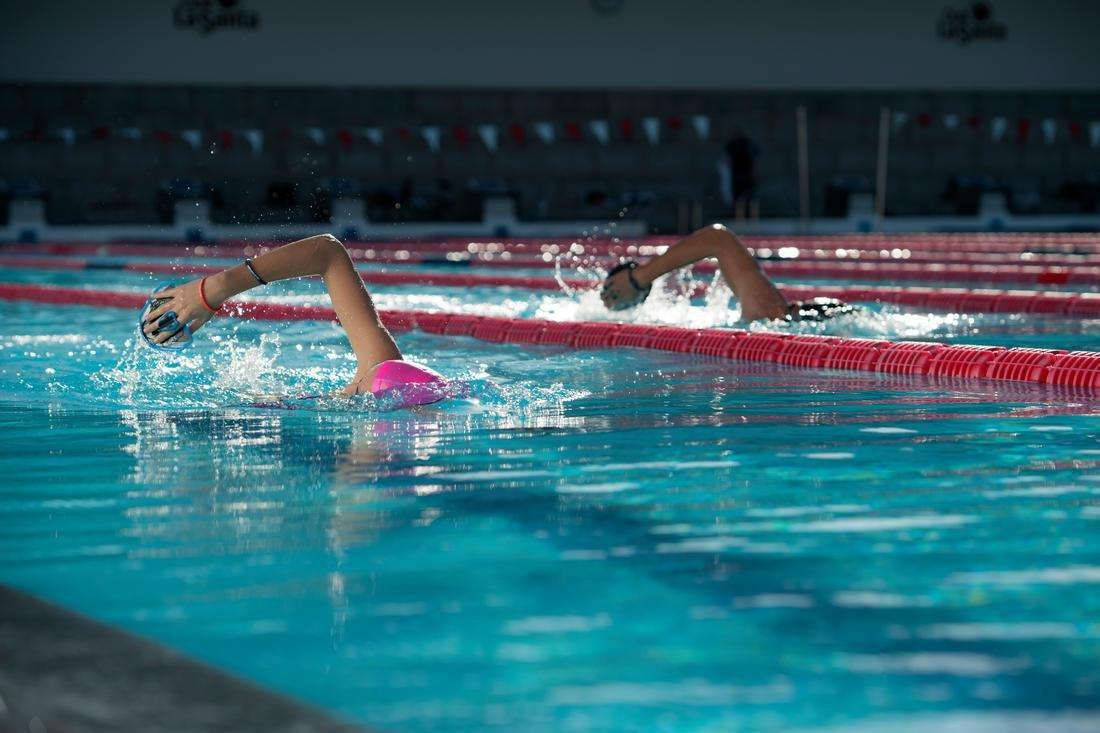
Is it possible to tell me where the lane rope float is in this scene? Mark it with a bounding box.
[4,256,1099,317]
[2,283,1098,390]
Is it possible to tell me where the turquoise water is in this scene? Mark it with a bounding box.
[1,266,1100,732]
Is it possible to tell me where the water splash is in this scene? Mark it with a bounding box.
[540,259,1018,341]
[89,326,590,421]
[93,330,343,410]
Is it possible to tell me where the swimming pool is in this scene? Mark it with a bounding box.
[2,243,1099,732]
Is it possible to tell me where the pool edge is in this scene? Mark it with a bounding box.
[0,584,370,733]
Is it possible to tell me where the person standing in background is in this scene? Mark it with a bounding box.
[725,129,760,222]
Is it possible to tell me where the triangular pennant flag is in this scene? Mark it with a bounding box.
[1090,121,1100,149]
[243,129,263,154]
[362,127,383,146]
[691,114,710,141]
[1016,118,1031,144]
[477,124,499,152]
[58,127,76,146]
[306,127,325,145]
[181,129,202,150]
[990,116,1008,142]
[533,122,555,145]
[421,125,441,153]
[1041,118,1057,145]
[642,117,661,146]
[508,123,527,146]
[892,111,909,131]
[942,114,959,130]
[452,125,470,147]
[589,119,610,146]
[118,127,143,140]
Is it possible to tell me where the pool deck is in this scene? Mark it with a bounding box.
[0,584,367,733]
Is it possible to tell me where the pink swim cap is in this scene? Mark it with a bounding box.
[369,360,448,408]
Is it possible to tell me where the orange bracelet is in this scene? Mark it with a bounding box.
[199,277,218,314]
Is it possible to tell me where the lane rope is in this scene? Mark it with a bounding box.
[6,234,1100,257]
[7,241,1100,265]
[3,255,1099,317]
[2,282,1097,391]
[2,243,1096,285]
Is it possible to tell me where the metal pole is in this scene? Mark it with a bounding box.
[796,106,810,231]
[874,106,891,230]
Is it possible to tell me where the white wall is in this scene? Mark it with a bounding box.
[2,0,1098,90]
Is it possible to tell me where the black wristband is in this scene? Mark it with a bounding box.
[604,260,652,311]
[244,258,267,286]
[625,263,647,294]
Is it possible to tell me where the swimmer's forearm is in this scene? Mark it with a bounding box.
[634,225,758,287]
[203,264,257,308]
[203,233,401,375]
[634,224,787,321]
[203,235,339,307]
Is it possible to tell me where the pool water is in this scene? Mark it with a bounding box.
[1,265,1099,732]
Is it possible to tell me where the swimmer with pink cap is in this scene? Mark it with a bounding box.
[139,234,449,408]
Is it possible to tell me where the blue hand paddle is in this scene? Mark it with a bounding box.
[138,283,192,351]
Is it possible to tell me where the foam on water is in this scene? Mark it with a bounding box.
[3,311,589,418]
[369,271,1033,344]
[36,261,1089,347]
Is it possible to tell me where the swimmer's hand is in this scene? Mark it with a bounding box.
[141,279,217,344]
[600,261,652,311]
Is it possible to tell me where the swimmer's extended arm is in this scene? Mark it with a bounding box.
[601,224,789,322]
[142,234,401,392]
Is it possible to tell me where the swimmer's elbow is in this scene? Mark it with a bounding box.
[696,223,739,251]
[309,233,347,265]
[317,232,344,252]
[711,223,740,243]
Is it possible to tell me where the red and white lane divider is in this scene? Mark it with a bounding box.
[9,233,1100,256]
[3,256,1100,317]
[2,283,1098,390]
[3,244,1097,285]
[12,239,1100,265]
[745,234,1100,255]
[0,255,572,291]
[7,240,1100,264]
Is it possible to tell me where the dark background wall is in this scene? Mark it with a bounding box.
[3,2,1099,230]
[5,85,1098,228]
[2,0,1098,91]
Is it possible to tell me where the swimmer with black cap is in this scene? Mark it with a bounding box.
[601,224,855,323]
[140,234,448,406]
